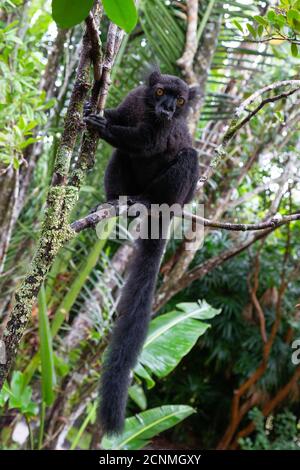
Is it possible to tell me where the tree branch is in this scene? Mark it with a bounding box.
[70,202,300,233]
[0,4,126,390]
[229,86,300,139]
[177,0,199,84]
[86,13,102,81]
[199,80,300,188]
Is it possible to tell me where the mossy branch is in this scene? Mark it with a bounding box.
[0,3,123,389]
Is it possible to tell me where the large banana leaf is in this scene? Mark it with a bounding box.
[135,301,220,387]
[102,405,195,450]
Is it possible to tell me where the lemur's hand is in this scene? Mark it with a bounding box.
[84,114,108,138]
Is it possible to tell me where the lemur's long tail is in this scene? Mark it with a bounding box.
[99,223,167,435]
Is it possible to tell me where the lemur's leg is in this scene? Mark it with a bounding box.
[141,148,199,206]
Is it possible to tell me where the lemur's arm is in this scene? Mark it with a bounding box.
[84,114,167,156]
[85,114,146,150]
[104,108,123,124]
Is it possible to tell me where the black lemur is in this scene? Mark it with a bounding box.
[84,69,199,435]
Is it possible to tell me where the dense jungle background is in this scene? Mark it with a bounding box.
[0,0,300,450]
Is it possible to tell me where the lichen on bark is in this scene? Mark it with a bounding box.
[0,4,104,389]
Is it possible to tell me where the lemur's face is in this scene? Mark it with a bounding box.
[153,85,187,120]
[147,71,194,121]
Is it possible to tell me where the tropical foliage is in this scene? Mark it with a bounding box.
[0,0,299,451]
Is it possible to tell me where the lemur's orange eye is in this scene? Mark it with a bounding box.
[156,88,164,97]
[177,97,185,106]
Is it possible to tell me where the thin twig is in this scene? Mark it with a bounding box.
[231,87,300,138]
[198,80,300,188]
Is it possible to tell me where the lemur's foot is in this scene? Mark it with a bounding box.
[90,197,151,217]
[105,197,151,209]
[127,196,151,209]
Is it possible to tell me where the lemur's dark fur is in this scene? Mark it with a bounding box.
[84,70,199,435]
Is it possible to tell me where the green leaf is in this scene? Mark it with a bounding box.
[102,0,138,33]
[23,120,38,133]
[287,8,300,23]
[274,13,286,29]
[267,10,276,22]
[135,301,220,383]
[5,372,38,417]
[257,24,264,37]
[38,283,56,406]
[0,383,10,407]
[279,0,290,8]
[10,371,25,401]
[23,401,39,418]
[246,23,257,38]
[53,354,70,377]
[70,401,97,450]
[102,405,195,450]
[275,111,284,123]
[134,363,155,389]
[291,42,298,56]
[13,157,20,170]
[287,8,300,31]
[128,384,147,410]
[232,19,244,34]
[19,137,39,149]
[39,98,56,111]
[51,0,94,29]
[253,15,268,27]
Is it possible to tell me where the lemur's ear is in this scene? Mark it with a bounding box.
[148,68,162,86]
[188,86,201,102]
